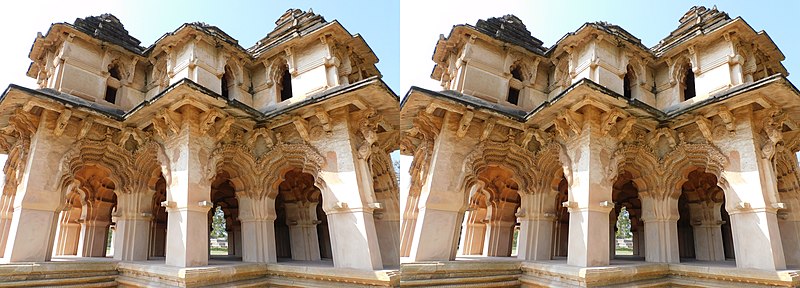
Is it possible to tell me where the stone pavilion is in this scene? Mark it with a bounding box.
[0,9,400,287]
[400,6,800,287]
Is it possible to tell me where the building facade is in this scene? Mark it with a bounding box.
[401,6,800,286]
[0,9,399,286]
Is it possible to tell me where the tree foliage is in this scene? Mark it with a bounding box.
[211,206,227,239]
[615,206,632,239]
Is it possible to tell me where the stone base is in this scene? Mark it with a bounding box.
[0,257,399,287]
[117,259,399,287]
[401,257,522,287]
[0,260,118,287]
[401,257,800,287]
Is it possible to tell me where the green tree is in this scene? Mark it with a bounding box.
[615,207,632,239]
[210,206,227,239]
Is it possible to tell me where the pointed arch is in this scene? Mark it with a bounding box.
[459,140,536,207]
[662,143,728,199]
[209,143,260,196]
[259,142,326,200]
[57,139,133,202]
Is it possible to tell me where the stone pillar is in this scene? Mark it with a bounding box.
[0,194,13,257]
[4,115,72,262]
[160,112,216,267]
[374,205,400,267]
[76,200,114,257]
[113,190,154,261]
[458,208,486,255]
[609,210,616,260]
[309,108,389,269]
[407,111,474,262]
[77,219,110,257]
[640,195,680,263]
[232,225,242,257]
[399,194,419,257]
[482,202,516,257]
[715,108,786,270]
[285,201,321,261]
[108,225,115,256]
[114,215,151,261]
[633,220,644,257]
[53,207,81,256]
[689,202,725,261]
[238,194,277,263]
[516,191,556,261]
[563,108,615,267]
[778,201,800,266]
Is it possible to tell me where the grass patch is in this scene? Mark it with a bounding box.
[615,247,633,256]
[210,247,228,255]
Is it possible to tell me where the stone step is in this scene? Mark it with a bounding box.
[401,274,521,287]
[0,275,117,288]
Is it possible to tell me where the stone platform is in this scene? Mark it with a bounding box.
[401,257,800,287]
[0,257,399,287]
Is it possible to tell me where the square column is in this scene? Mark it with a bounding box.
[715,109,787,270]
[482,221,514,256]
[113,192,154,261]
[689,202,725,261]
[562,108,616,267]
[310,108,388,270]
[458,209,486,255]
[517,217,554,260]
[113,217,150,260]
[53,208,81,256]
[285,202,321,261]
[77,200,114,257]
[238,194,277,263]
[4,117,72,262]
[640,195,680,263]
[325,208,383,269]
[482,203,516,257]
[407,111,476,261]
[399,194,420,257]
[516,192,556,261]
[778,209,800,266]
[77,220,110,257]
[0,195,13,257]
[160,119,216,267]
[374,207,400,267]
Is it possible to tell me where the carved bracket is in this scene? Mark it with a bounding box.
[314,108,333,135]
[456,110,474,138]
[480,118,496,141]
[53,109,72,137]
[292,116,311,142]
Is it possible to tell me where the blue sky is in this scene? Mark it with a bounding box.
[0,0,400,94]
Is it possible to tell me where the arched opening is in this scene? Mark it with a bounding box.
[209,171,241,261]
[623,65,635,99]
[148,175,167,259]
[458,166,520,257]
[682,63,696,101]
[274,168,332,262]
[507,66,523,105]
[676,170,734,262]
[279,67,293,102]
[221,65,234,99]
[53,165,118,258]
[552,176,569,258]
[105,64,122,104]
[611,171,643,260]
